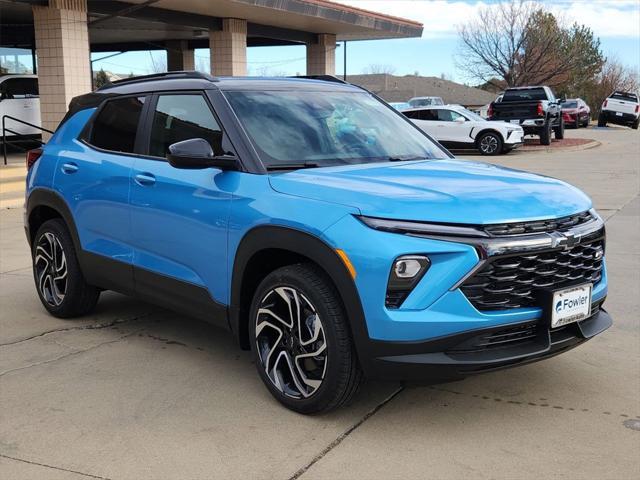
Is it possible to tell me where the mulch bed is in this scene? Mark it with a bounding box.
[521,137,595,149]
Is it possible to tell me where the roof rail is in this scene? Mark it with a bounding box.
[291,75,348,84]
[99,71,218,90]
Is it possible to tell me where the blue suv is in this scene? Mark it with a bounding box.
[25,72,611,413]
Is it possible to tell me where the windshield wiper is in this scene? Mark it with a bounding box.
[266,162,320,171]
[387,155,430,162]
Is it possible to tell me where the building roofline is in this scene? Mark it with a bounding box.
[299,0,423,28]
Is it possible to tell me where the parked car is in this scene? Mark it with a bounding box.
[403,104,524,155]
[488,86,564,145]
[0,74,41,141]
[562,98,590,128]
[598,91,639,129]
[25,72,611,413]
[408,96,444,107]
[388,101,411,111]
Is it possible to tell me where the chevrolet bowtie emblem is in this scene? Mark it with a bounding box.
[549,231,581,249]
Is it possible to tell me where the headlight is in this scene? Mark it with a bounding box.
[386,255,430,309]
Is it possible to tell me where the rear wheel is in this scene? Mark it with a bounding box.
[539,124,552,145]
[477,132,503,155]
[632,119,639,130]
[32,219,100,318]
[249,263,362,414]
[554,117,565,139]
[598,113,607,127]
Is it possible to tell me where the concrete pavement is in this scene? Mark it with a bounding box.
[1,127,638,479]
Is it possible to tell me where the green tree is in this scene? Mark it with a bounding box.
[95,69,110,89]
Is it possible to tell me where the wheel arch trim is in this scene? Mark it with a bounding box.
[230,225,370,359]
[26,188,80,252]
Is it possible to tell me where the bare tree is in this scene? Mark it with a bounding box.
[456,0,604,90]
[361,64,396,75]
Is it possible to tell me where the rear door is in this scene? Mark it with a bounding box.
[0,77,41,135]
[129,91,233,322]
[54,95,147,293]
[405,108,439,137]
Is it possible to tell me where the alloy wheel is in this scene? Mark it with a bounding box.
[255,286,327,399]
[34,232,68,306]
[480,135,498,154]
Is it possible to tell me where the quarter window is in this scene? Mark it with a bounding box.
[89,96,145,153]
[149,94,223,158]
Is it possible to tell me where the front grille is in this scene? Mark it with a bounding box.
[483,211,593,236]
[460,234,604,310]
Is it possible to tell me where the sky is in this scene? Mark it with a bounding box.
[4,0,638,82]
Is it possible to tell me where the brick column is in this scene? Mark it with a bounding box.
[306,34,336,76]
[32,0,91,138]
[167,40,195,71]
[210,19,247,76]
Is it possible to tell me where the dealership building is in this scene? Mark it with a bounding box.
[1,0,422,134]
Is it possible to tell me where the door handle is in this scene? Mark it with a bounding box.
[135,173,156,186]
[61,162,78,174]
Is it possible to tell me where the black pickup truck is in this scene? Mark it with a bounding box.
[488,86,564,145]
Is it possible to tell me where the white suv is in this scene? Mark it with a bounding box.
[598,91,639,129]
[0,74,41,141]
[403,104,524,155]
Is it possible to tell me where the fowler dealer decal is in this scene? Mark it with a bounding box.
[555,294,589,313]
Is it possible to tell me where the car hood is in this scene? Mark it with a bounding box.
[269,159,592,225]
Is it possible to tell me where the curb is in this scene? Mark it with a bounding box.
[520,140,601,153]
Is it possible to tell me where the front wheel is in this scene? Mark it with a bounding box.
[32,219,100,318]
[477,132,503,155]
[540,124,552,145]
[598,113,607,127]
[554,117,565,139]
[249,264,362,414]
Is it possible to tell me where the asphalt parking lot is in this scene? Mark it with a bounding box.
[1,127,638,480]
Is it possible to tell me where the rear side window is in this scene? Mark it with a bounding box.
[610,92,638,102]
[502,88,547,102]
[404,109,437,121]
[0,77,39,99]
[89,96,145,153]
[149,94,223,158]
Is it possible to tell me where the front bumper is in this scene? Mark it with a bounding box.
[361,307,612,382]
[322,211,610,381]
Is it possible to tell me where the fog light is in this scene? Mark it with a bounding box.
[394,258,423,278]
[386,255,430,309]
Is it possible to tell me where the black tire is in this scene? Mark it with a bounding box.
[32,219,100,318]
[477,131,503,155]
[598,113,606,127]
[539,123,552,145]
[632,120,639,130]
[554,117,565,139]
[249,263,362,414]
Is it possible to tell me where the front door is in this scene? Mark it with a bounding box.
[130,92,233,324]
[434,109,474,146]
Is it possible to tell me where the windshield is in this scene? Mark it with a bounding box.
[409,97,444,107]
[458,108,485,121]
[225,90,448,168]
[563,101,578,108]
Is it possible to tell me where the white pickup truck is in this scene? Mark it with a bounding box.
[598,91,639,129]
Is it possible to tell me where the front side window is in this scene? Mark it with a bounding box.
[225,90,448,169]
[149,94,223,158]
[437,110,464,122]
[89,96,145,153]
[0,77,39,100]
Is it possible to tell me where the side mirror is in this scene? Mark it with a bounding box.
[559,96,566,104]
[454,116,466,123]
[167,138,238,170]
